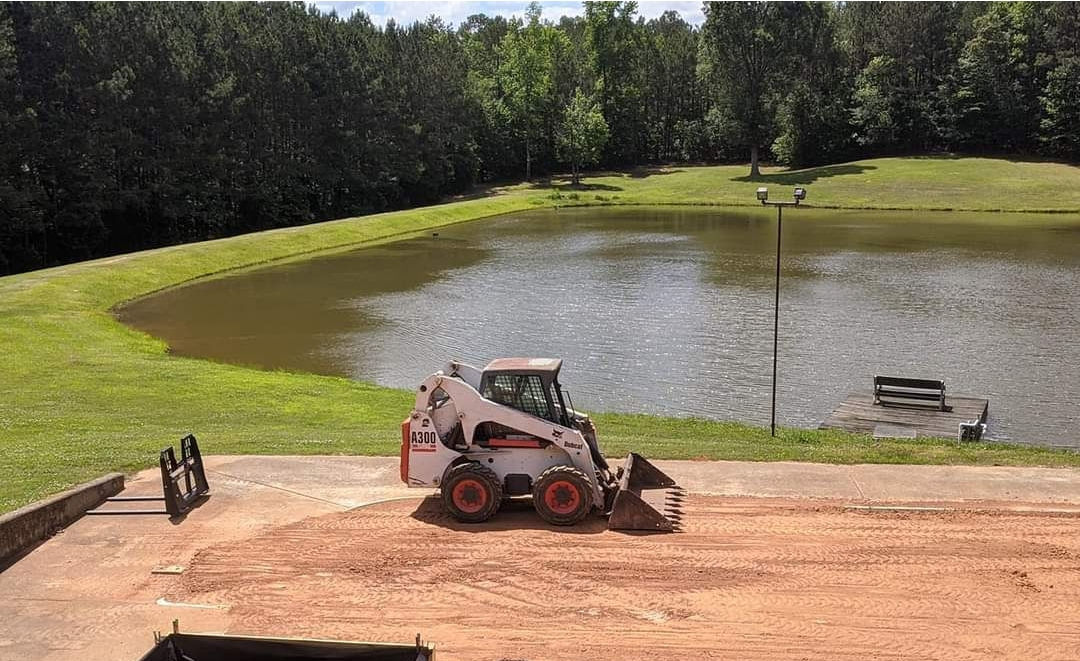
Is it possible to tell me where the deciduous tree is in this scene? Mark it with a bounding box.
[557,88,609,185]
[699,2,788,178]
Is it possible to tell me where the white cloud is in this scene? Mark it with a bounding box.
[311,1,706,26]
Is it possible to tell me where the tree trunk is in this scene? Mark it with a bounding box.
[572,161,579,186]
[525,139,532,181]
[749,143,760,179]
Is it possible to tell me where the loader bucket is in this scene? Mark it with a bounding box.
[607,453,685,532]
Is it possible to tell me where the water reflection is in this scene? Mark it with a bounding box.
[119,207,1080,446]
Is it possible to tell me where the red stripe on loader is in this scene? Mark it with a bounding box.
[399,418,411,484]
[487,438,545,448]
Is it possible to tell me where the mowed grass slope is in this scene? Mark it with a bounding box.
[542,156,1080,212]
[3,156,1080,513]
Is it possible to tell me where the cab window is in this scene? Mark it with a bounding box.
[483,374,552,420]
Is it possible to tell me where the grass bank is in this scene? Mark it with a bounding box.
[3,156,1080,513]
[536,156,1080,212]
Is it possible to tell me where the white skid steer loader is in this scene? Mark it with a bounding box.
[399,358,684,531]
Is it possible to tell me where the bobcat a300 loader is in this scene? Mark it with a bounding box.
[400,358,684,531]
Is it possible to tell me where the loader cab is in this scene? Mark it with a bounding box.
[479,358,571,426]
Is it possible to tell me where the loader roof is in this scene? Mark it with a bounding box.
[482,357,563,375]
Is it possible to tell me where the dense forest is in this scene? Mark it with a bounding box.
[1,1,1079,274]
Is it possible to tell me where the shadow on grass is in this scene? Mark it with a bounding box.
[628,166,686,178]
[855,151,1071,166]
[909,152,1080,166]
[732,163,876,184]
[905,152,964,161]
[447,181,516,202]
[529,177,624,192]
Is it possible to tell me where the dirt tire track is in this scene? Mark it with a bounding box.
[172,496,1080,661]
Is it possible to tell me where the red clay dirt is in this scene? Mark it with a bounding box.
[171,496,1080,661]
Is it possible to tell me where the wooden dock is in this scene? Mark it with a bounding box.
[820,393,988,439]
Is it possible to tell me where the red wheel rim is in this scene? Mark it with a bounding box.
[544,479,581,515]
[451,478,488,514]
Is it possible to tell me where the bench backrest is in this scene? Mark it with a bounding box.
[874,376,944,392]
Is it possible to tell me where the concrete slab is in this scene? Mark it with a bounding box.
[2,454,1080,661]
[847,462,1080,503]
[654,458,865,499]
[203,455,414,507]
[0,462,345,661]
[205,454,1080,505]
[652,458,1080,505]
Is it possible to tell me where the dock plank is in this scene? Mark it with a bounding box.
[820,393,988,439]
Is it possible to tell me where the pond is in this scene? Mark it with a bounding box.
[118,207,1080,446]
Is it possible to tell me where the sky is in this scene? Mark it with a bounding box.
[309,1,706,26]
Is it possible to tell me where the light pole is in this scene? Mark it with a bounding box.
[756,186,806,437]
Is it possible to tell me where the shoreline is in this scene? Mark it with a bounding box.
[3,158,1080,514]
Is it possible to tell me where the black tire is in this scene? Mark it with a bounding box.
[441,462,503,523]
[532,465,594,526]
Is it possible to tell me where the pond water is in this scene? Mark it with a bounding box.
[118,207,1080,446]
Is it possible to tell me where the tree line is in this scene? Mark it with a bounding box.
[1,2,1079,274]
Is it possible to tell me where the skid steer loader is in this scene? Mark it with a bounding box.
[399,358,684,531]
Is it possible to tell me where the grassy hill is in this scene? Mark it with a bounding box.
[3,156,1080,513]
[549,156,1080,212]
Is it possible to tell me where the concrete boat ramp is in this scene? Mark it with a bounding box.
[3,455,1080,661]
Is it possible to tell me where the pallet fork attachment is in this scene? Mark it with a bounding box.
[88,435,210,518]
[607,453,685,532]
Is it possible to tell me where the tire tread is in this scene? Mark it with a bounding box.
[532,464,594,526]
[442,462,503,523]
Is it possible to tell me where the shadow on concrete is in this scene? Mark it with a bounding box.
[168,493,211,525]
[0,539,43,574]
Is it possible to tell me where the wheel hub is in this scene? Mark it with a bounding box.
[452,479,488,513]
[545,480,580,515]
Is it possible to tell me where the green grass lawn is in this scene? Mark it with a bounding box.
[531,155,1080,212]
[3,155,1080,514]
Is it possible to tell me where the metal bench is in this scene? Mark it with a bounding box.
[873,376,951,412]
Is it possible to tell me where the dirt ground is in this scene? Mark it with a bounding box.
[170,496,1080,661]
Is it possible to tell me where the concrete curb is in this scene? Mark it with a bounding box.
[0,473,124,568]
